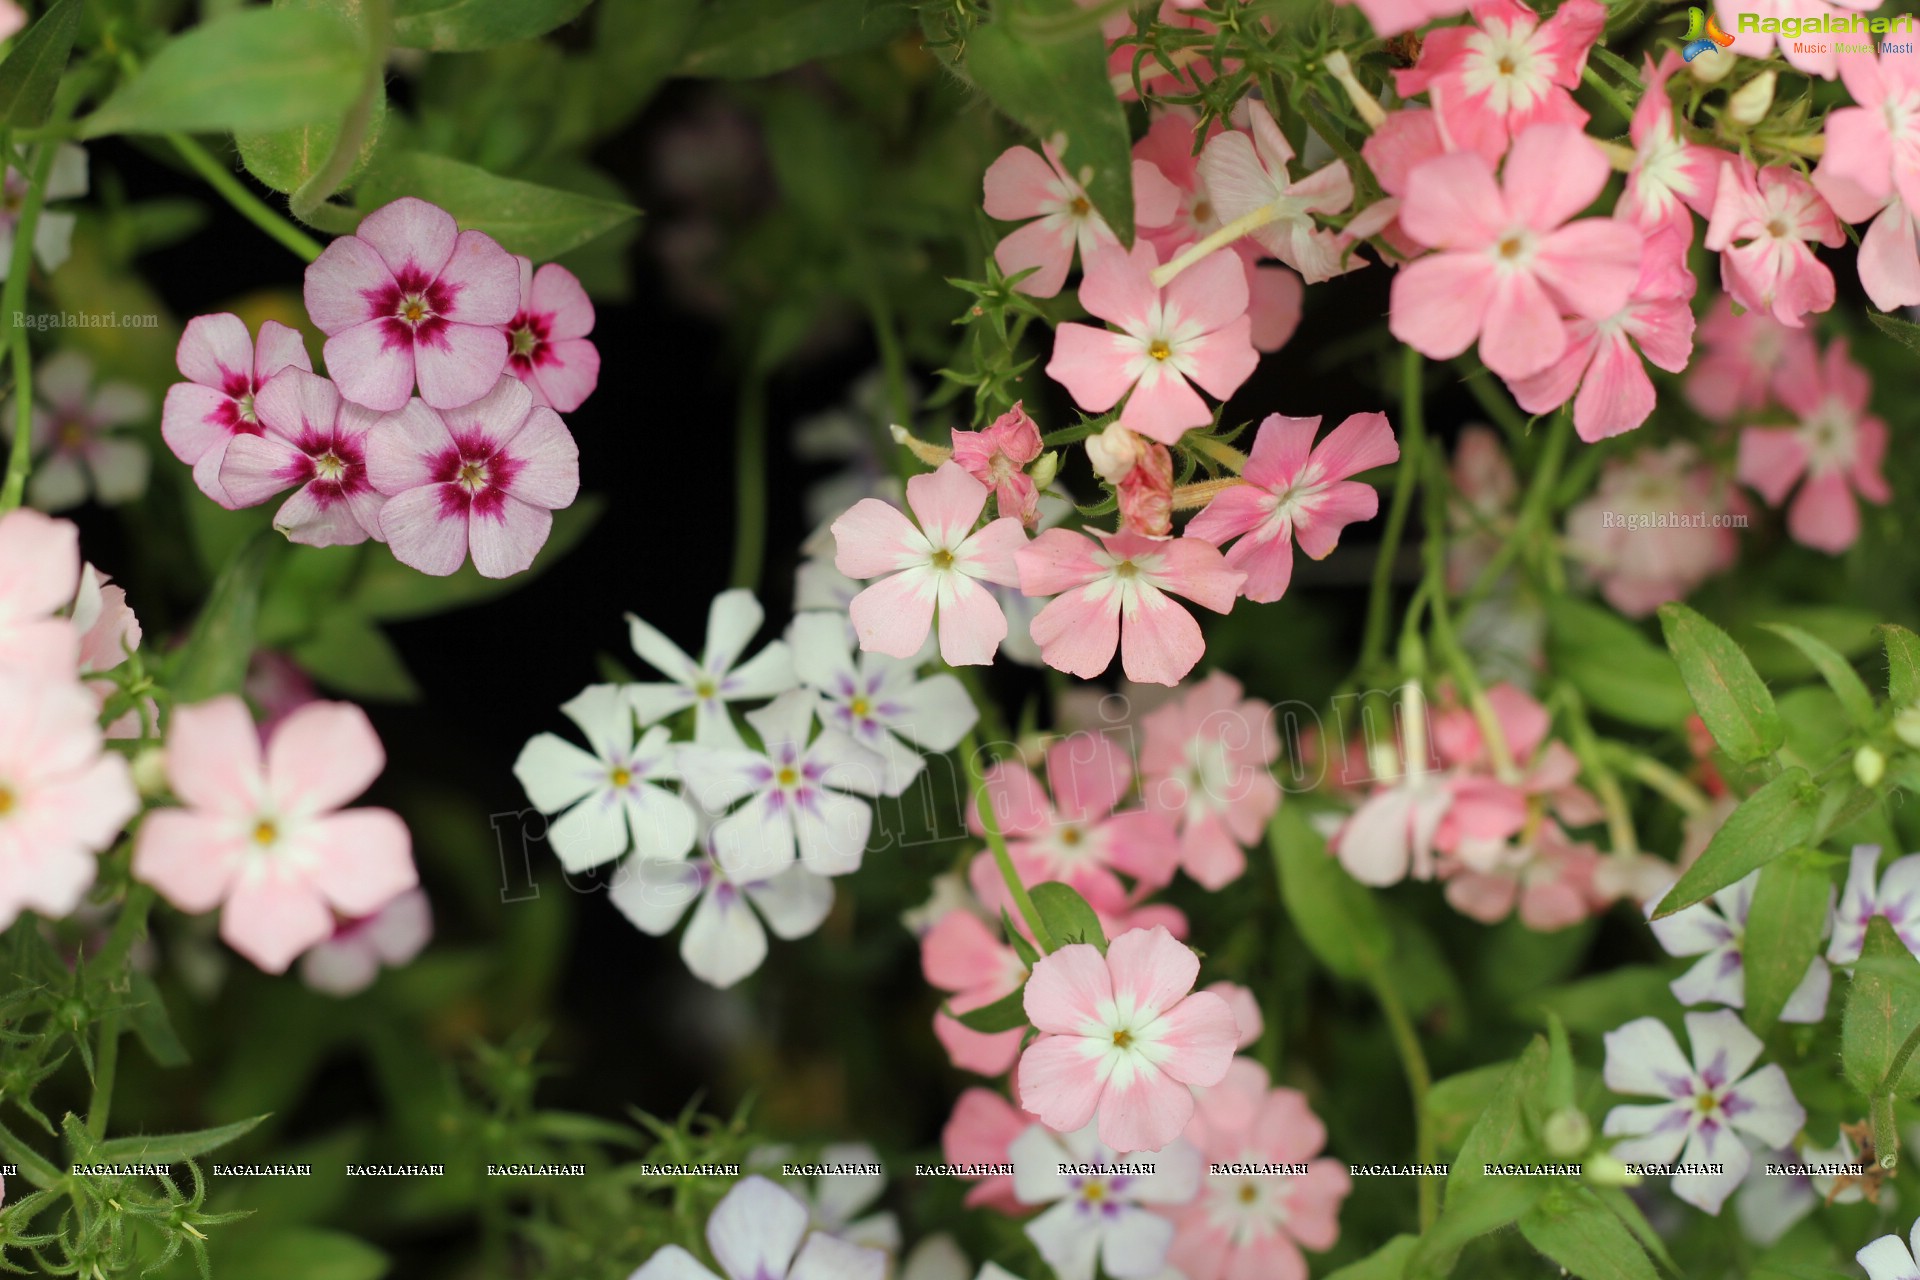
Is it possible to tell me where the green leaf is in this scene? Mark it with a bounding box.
[82,9,364,138]
[1428,1064,1510,1155]
[1543,597,1693,729]
[1271,804,1392,981]
[90,1114,267,1166]
[951,986,1028,1034]
[1652,768,1819,919]
[217,1226,389,1280]
[590,0,701,124]
[0,0,81,128]
[1514,967,1683,1037]
[965,14,1135,248]
[1869,308,1920,355]
[679,0,912,79]
[127,973,189,1069]
[1761,623,1876,728]
[1657,602,1784,763]
[290,613,421,702]
[1031,881,1107,952]
[1881,624,1920,707]
[169,533,272,704]
[1326,1235,1417,1280]
[1842,916,1920,1097]
[1518,1186,1659,1280]
[351,495,603,621]
[1002,909,1041,968]
[391,0,593,50]
[357,152,639,259]
[1741,854,1834,1037]
[236,0,388,196]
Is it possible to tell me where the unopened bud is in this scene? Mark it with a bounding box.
[1323,50,1387,130]
[1029,450,1060,492]
[1581,1152,1641,1188]
[889,423,952,467]
[1543,1108,1592,1158]
[1085,422,1141,484]
[1688,45,1735,84]
[131,747,169,799]
[1728,70,1778,126]
[1856,744,1887,788]
[1894,704,1920,749]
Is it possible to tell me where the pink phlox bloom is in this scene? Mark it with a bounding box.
[299,887,432,997]
[366,376,580,579]
[1359,106,1498,260]
[1389,124,1642,379]
[676,689,884,881]
[1017,527,1245,686]
[1683,293,1817,422]
[1704,160,1844,328]
[1046,240,1257,445]
[162,314,311,502]
[1330,690,1453,886]
[1564,443,1742,615]
[1017,925,1238,1152]
[1506,226,1697,442]
[1008,1118,1203,1280]
[304,196,519,411]
[984,141,1180,298]
[1336,0,1471,38]
[1116,440,1174,538]
[951,401,1045,527]
[1813,51,1920,310]
[1714,0,1875,80]
[1139,672,1282,889]
[0,669,137,930]
[1185,411,1399,603]
[1393,0,1606,160]
[626,588,798,751]
[1828,845,1920,966]
[1195,105,1360,284]
[832,462,1027,664]
[1734,337,1889,554]
[1443,821,1611,930]
[923,908,1029,1076]
[501,256,599,411]
[1619,52,1731,245]
[1432,681,1601,827]
[631,1175,887,1280]
[1445,425,1518,591]
[1649,868,1831,1022]
[20,350,151,512]
[132,696,417,975]
[944,1087,1028,1213]
[1602,1009,1806,1214]
[0,508,80,676]
[219,368,387,547]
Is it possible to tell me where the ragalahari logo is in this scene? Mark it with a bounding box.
[1682,6,1736,60]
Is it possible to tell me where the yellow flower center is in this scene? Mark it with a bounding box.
[1114,560,1139,579]
[1111,1027,1132,1048]
[695,679,717,699]
[252,820,278,846]
[1148,340,1172,361]
[777,766,799,787]
[610,767,632,788]
[457,460,488,490]
[511,326,538,358]
[1083,1182,1106,1203]
[1498,236,1524,260]
[0,784,14,816]
[402,298,428,324]
[930,549,954,570]
[315,451,346,480]
[1070,195,1092,217]
[1696,1092,1719,1114]
[1060,825,1083,846]
[850,696,872,719]
[1238,1183,1259,1204]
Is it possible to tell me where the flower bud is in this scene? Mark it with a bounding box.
[1543,1107,1593,1158]
[1029,449,1060,492]
[1581,1152,1641,1188]
[1085,422,1141,484]
[1323,50,1388,130]
[131,747,169,799]
[1728,70,1777,125]
[889,423,952,467]
[1895,704,1920,749]
[1688,45,1735,84]
[1856,744,1887,788]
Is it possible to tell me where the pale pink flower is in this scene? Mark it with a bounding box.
[1017,925,1237,1152]
[1185,411,1398,603]
[1565,444,1741,615]
[0,143,85,282]
[1445,425,1517,591]
[1140,672,1282,890]
[1046,241,1257,445]
[944,1087,1027,1213]
[1388,125,1641,380]
[1714,0,1876,80]
[299,888,432,997]
[218,369,387,547]
[1506,228,1697,442]
[1444,821,1610,930]
[303,197,519,411]
[1393,0,1606,160]
[830,461,1028,665]
[502,256,600,411]
[1735,338,1889,554]
[1336,0,1470,36]
[1812,51,1920,311]
[923,909,1027,1076]
[1358,107,1474,259]
[1018,529,1244,686]
[1331,689,1452,886]
[1196,105,1359,283]
[133,697,417,975]
[1115,440,1173,537]
[71,564,151,739]
[0,508,80,676]
[161,314,311,502]
[21,351,151,512]
[1704,160,1844,328]
[983,142,1180,298]
[0,670,138,930]
[366,376,580,578]
[633,1176,886,1280]
[951,401,1044,527]
[1683,295,1816,422]
[1617,53,1729,245]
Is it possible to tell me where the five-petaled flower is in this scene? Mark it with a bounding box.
[1704,160,1844,329]
[501,256,601,412]
[1008,1119,1202,1280]
[626,588,797,750]
[631,1175,886,1280]
[219,368,386,547]
[162,313,312,503]
[983,142,1179,299]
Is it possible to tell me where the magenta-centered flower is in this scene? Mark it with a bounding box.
[161,313,311,502]
[502,256,600,412]
[367,376,580,578]
[304,197,519,411]
[219,369,386,547]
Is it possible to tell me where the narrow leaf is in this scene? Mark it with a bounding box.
[950,987,1028,1034]
[127,973,189,1069]
[1327,1235,1418,1280]
[1741,854,1834,1037]
[1762,623,1876,728]
[1543,597,1693,729]
[1652,768,1819,919]
[0,0,81,128]
[90,1114,267,1166]
[1657,602,1784,763]
[1882,623,1920,707]
[1869,309,1920,355]
[391,0,593,50]
[1842,916,1920,1097]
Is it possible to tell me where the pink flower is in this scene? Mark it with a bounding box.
[1140,672,1282,889]
[923,909,1028,1075]
[71,564,151,739]
[950,402,1044,527]
[218,369,386,547]
[1336,0,1470,36]
[1196,105,1358,283]
[1115,440,1173,537]
[0,509,80,676]
[1506,228,1697,442]
[983,142,1180,298]
[1683,295,1816,422]
[1617,53,1729,245]
[1046,241,1257,445]
[1185,411,1398,603]
[1394,0,1606,160]
[1388,125,1641,380]
[304,197,519,411]
[1445,425,1517,590]
[1704,160,1844,328]
[366,376,580,578]
[0,670,137,930]
[161,313,311,502]
[1446,822,1609,930]
[299,887,432,996]
[1017,925,1238,1152]
[1168,1060,1350,1280]
[1331,689,1453,886]
[1017,527,1245,686]
[830,461,1028,665]
[943,1087,1027,1213]
[502,257,600,411]
[1813,51,1920,311]
[21,352,151,512]
[1565,444,1741,615]
[133,697,416,975]
[1735,338,1890,554]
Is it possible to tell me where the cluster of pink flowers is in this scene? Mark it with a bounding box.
[161,198,597,578]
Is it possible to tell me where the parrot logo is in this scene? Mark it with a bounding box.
[1683,7,1735,60]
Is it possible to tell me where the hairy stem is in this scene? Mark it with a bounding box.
[169,133,324,263]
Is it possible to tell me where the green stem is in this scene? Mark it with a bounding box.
[0,133,59,514]
[1603,745,1712,817]
[1369,970,1438,1229]
[290,0,390,221]
[0,1120,59,1191]
[94,883,155,976]
[727,373,767,592]
[962,731,1051,952]
[1461,410,1572,611]
[1872,1090,1899,1171]
[1357,346,1426,680]
[1580,66,1636,128]
[1559,686,1639,856]
[168,133,323,263]
[86,1012,121,1142]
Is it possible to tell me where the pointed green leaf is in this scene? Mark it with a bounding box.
[950,986,1028,1034]
[1842,916,1920,1097]
[290,613,420,702]
[1427,1064,1510,1155]
[1271,805,1392,981]
[1543,597,1693,729]
[357,152,638,259]
[90,1114,267,1166]
[1002,909,1041,968]
[1762,623,1876,728]
[0,0,80,128]
[1327,1235,1417,1280]
[679,0,912,78]
[1657,602,1783,763]
[1881,624,1920,707]
[1031,881,1107,953]
[1652,768,1819,919]
[127,973,189,1069]
[1741,853,1834,1037]
[168,533,272,703]
[1869,309,1920,355]
[1518,1185,1659,1280]
[391,0,593,50]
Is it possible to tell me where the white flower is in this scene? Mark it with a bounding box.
[1830,845,1920,965]
[1009,1121,1201,1280]
[0,143,86,280]
[630,1175,886,1280]
[513,684,697,872]
[1861,1218,1920,1280]
[1648,868,1831,1023]
[789,612,976,796]
[898,1236,968,1280]
[626,588,796,749]
[787,1142,901,1253]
